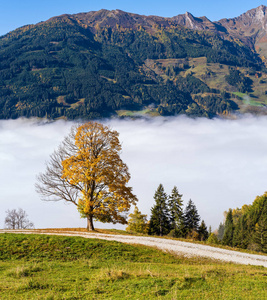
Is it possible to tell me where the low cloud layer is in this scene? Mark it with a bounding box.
[1,115,267,230]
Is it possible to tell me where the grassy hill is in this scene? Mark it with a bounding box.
[0,233,266,299]
[0,9,266,120]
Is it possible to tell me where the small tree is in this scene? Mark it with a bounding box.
[207,233,219,244]
[198,220,209,241]
[148,184,170,236]
[5,208,34,229]
[36,122,137,231]
[184,199,200,237]
[222,209,234,246]
[126,206,148,234]
[168,186,184,236]
[208,226,212,236]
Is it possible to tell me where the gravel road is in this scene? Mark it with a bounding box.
[2,230,267,267]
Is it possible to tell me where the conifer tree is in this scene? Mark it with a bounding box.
[232,215,249,248]
[198,220,209,241]
[222,209,234,246]
[253,218,267,253]
[184,199,200,236]
[148,184,170,236]
[168,186,184,236]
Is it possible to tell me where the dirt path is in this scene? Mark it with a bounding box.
[1,229,267,267]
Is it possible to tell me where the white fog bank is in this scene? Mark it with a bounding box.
[1,115,267,230]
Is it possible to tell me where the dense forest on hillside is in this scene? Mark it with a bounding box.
[0,13,264,120]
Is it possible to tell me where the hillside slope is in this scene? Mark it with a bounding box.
[1,233,266,299]
[2,229,267,267]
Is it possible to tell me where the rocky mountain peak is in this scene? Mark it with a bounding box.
[241,5,266,28]
[253,5,267,28]
[217,5,267,59]
[219,5,267,30]
[171,11,222,32]
[255,4,266,19]
[184,12,197,29]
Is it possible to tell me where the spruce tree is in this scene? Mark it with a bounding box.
[148,184,170,236]
[198,220,209,241]
[222,209,234,246]
[184,199,200,237]
[168,186,184,236]
[232,215,249,248]
[253,218,267,253]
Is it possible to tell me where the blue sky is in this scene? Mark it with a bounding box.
[0,0,265,36]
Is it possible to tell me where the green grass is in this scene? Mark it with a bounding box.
[116,107,160,117]
[0,233,267,299]
[232,92,246,98]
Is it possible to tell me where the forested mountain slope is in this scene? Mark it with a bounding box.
[0,6,267,119]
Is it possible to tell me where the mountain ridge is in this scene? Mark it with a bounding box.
[4,6,267,40]
[5,5,267,53]
[1,5,267,120]
[16,5,267,61]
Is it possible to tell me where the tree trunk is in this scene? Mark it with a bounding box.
[87,215,94,231]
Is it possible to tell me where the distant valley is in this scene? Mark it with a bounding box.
[1,5,267,119]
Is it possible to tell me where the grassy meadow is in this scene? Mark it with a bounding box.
[0,233,267,299]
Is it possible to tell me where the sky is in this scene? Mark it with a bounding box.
[0,0,265,36]
[1,116,267,231]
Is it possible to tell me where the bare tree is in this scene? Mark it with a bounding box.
[5,208,34,229]
[35,125,79,206]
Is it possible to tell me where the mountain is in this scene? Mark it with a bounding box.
[0,6,267,120]
[218,5,267,60]
[172,12,226,33]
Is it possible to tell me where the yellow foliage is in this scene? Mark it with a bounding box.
[126,206,148,234]
[95,24,101,31]
[61,122,137,228]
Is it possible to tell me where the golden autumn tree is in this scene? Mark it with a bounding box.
[36,122,137,230]
[126,206,149,234]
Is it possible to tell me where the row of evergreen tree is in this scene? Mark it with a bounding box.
[127,184,209,241]
[127,186,267,253]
